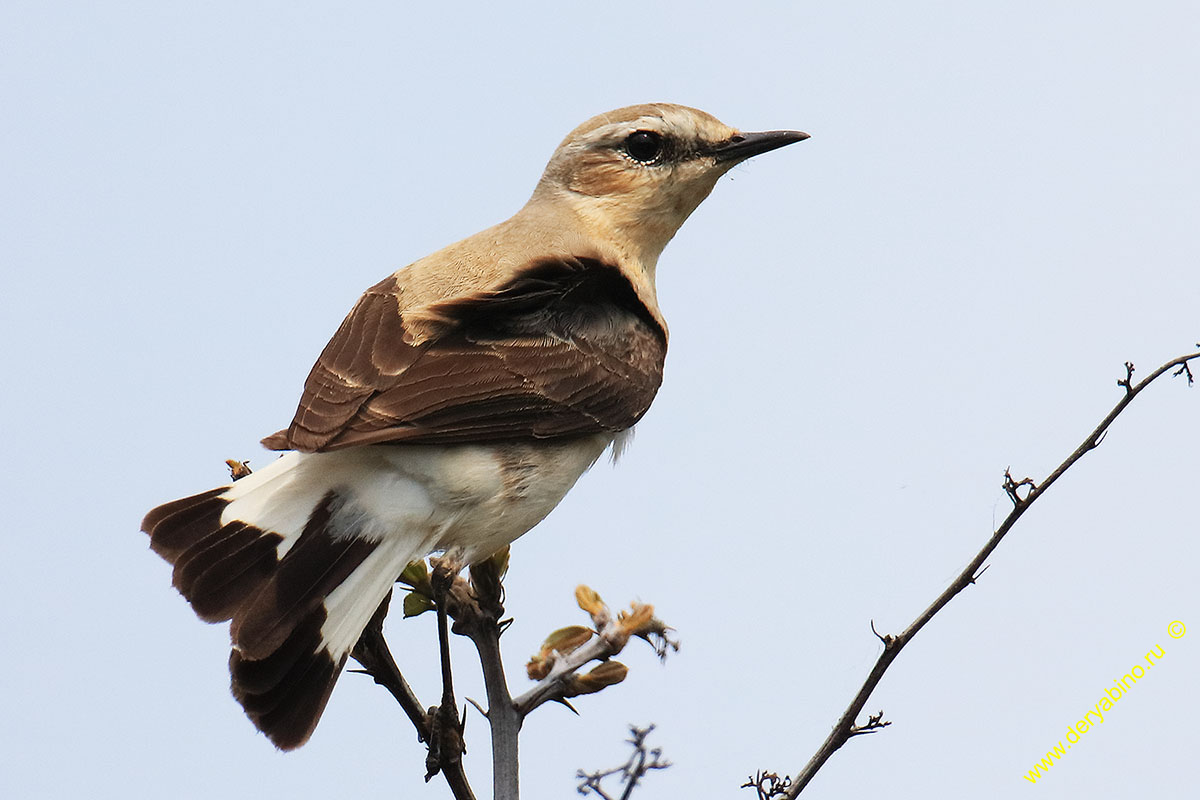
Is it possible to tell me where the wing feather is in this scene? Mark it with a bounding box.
[263,258,666,453]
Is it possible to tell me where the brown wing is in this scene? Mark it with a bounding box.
[262,258,667,453]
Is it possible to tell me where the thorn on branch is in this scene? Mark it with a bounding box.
[848,710,891,737]
[970,564,991,584]
[869,620,894,647]
[465,696,488,719]
[1002,468,1037,506]
[1117,361,1135,394]
[553,696,580,715]
[740,770,793,799]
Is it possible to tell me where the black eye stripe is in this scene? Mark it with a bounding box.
[623,130,665,164]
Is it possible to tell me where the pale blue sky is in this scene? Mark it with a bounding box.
[2,2,1197,798]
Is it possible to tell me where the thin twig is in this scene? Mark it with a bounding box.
[350,592,476,800]
[741,771,793,799]
[782,349,1200,797]
[349,593,429,740]
[425,556,468,785]
[577,725,671,799]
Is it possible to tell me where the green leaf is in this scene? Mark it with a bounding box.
[402,591,434,618]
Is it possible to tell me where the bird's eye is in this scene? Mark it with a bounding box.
[623,130,664,163]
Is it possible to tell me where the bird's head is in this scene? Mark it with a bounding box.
[530,103,808,270]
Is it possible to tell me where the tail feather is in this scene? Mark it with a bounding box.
[141,453,429,750]
[228,609,326,696]
[175,522,284,623]
[143,488,229,561]
[232,641,344,750]
[229,493,377,661]
[230,605,343,750]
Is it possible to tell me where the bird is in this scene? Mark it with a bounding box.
[141,103,807,750]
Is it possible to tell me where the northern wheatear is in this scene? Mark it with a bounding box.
[143,103,806,749]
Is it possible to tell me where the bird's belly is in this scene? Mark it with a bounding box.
[385,434,615,561]
[343,434,614,562]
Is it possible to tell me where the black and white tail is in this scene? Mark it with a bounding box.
[141,453,428,749]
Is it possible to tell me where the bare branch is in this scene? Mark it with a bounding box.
[577,725,670,799]
[1118,360,1136,394]
[848,710,891,737]
[741,771,793,799]
[350,593,430,740]
[1001,468,1037,507]
[779,348,1200,797]
[1174,358,1195,386]
[350,592,476,800]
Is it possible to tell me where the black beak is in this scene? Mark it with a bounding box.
[706,130,810,163]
